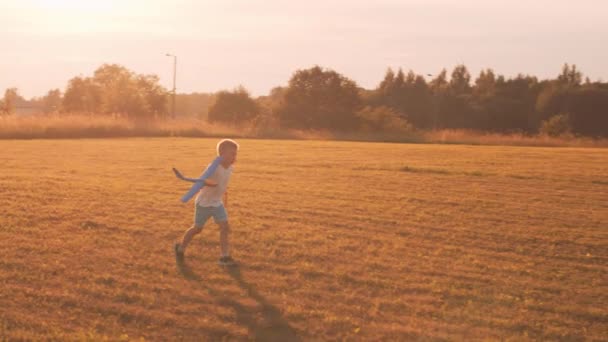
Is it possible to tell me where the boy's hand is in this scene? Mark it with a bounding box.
[204,179,218,187]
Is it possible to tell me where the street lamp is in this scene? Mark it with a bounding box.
[165,53,177,119]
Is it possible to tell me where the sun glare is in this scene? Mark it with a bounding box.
[30,0,115,11]
[24,0,126,34]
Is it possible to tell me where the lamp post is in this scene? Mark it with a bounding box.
[165,53,177,119]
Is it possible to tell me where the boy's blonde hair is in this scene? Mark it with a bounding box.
[216,139,239,155]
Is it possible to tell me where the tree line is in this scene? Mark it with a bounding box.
[2,63,607,137]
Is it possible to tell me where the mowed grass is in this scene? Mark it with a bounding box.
[0,138,607,341]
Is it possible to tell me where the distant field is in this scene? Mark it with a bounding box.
[0,138,606,340]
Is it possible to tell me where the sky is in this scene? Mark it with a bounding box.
[1,0,607,99]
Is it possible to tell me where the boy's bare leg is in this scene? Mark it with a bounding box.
[218,221,230,257]
[179,225,203,252]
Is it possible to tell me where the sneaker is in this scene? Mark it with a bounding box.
[218,256,236,266]
[174,243,184,259]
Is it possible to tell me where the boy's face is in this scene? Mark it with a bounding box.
[220,146,238,166]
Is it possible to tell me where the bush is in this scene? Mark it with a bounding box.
[540,113,572,137]
[356,106,413,134]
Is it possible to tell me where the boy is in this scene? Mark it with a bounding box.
[174,139,238,266]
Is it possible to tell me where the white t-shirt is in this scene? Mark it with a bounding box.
[195,163,233,207]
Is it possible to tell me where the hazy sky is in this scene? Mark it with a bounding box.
[1,0,607,98]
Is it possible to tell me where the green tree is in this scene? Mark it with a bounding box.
[434,65,474,128]
[0,88,27,115]
[378,68,395,94]
[532,64,608,136]
[40,89,62,113]
[61,64,167,119]
[557,63,582,87]
[368,69,433,128]
[253,86,285,128]
[375,68,399,109]
[449,64,472,94]
[537,85,608,137]
[277,66,361,130]
[478,74,540,132]
[208,87,259,125]
[404,72,434,128]
[135,74,168,119]
[474,69,497,97]
[430,69,448,92]
[62,77,102,113]
[567,87,608,137]
[428,69,449,128]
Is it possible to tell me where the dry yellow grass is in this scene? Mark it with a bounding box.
[0,138,607,340]
[422,129,608,148]
[4,113,608,148]
[0,114,242,139]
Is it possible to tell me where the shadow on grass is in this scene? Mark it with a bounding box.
[176,257,201,281]
[222,266,300,341]
[176,258,300,341]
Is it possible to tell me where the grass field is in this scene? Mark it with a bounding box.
[1,138,607,341]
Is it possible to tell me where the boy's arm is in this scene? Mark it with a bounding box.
[179,156,223,203]
[224,190,228,207]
